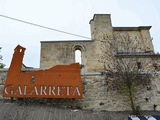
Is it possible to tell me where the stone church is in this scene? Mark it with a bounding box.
[0,14,160,111]
[39,14,160,111]
[40,14,154,71]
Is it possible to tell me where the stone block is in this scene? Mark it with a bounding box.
[153,97,160,103]
[156,105,160,111]
[85,85,95,89]
[0,79,2,85]
[0,85,4,99]
[0,75,6,85]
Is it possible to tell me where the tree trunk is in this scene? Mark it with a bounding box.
[129,87,136,114]
[130,96,136,114]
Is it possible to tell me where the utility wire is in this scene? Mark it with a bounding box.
[0,14,92,40]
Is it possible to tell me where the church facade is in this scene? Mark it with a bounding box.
[40,14,160,111]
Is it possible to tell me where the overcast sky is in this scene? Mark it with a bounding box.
[0,0,160,68]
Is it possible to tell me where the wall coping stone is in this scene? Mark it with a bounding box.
[0,68,102,76]
[113,26,151,31]
[41,40,94,43]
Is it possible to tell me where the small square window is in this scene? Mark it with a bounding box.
[137,62,141,69]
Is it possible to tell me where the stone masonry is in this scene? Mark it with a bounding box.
[0,14,160,111]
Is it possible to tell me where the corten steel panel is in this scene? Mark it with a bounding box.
[3,45,82,98]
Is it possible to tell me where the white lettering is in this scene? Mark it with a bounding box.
[4,87,8,94]
[5,84,14,95]
[57,86,63,96]
[49,86,56,95]
[4,85,82,97]
[24,85,27,95]
[30,86,39,95]
[66,86,72,96]
[57,86,61,96]
[72,87,81,96]
[14,86,22,95]
[40,86,47,95]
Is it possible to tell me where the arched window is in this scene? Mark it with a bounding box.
[72,45,85,64]
[75,49,82,64]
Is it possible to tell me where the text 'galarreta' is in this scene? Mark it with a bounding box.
[3,45,82,99]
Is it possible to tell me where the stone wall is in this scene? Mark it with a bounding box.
[1,68,160,111]
[40,40,106,73]
[1,14,160,111]
[0,69,7,99]
[40,14,155,73]
[38,14,160,111]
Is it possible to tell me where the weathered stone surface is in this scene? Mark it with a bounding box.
[156,105,160,111]
[0,85,4,99]
[1,14,160,111]
[0,71,7,85]
[0,79,2,85]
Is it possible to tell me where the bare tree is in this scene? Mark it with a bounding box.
[99,33,159,114]
[0,47,5,68]
[106,57,152,114]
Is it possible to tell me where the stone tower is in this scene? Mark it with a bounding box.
[40,14,154,70]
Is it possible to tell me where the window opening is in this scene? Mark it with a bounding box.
[137,62,142,69]
[75,50,81,64]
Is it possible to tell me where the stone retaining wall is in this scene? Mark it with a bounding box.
[0,69,7,99]
[1,68,160,111]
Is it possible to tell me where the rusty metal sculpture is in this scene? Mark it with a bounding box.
[3,45,82,108]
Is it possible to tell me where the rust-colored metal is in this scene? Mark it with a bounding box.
[3,45,82,99]
[71,98,75,110]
